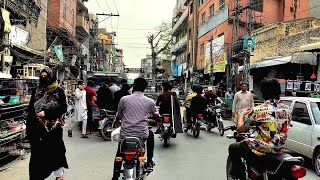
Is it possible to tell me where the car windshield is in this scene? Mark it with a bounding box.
[310,102,320,125]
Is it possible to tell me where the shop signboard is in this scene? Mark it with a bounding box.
[205,35,226,74]
[287,81,293,90]
[315,83,320,92]
[305,82,312,91]
[293,81,301,91]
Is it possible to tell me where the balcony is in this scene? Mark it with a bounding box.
[76,16,90,35]
[172,7,188,34]
[198,5,229,38]
[171,34,187,53]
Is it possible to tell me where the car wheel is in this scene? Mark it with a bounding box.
[314,149,320,176]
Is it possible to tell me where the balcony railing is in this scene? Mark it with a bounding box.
[172,7,188,34]
[198,5,229,38]
[76,16,90,35]
[171,34,187,53]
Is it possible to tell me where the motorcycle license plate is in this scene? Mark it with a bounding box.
[163,123,170,127]
[216,109,221,113]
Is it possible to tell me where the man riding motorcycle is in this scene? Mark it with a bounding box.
[228,79,291,179]
[112,78,160,180]
[155,82,180,134]
[204,86,224,126]
[183,86,197,127]
[188,85,207,128]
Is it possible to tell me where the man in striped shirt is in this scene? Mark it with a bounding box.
[112,78,159,180]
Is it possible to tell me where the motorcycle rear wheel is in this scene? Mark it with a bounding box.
[164,137,169,147]
[193,125,200,138]
[218,121,224,136]
[99,120,113,141]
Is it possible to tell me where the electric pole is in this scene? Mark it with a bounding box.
[209,36,214,85]
[229,0,241,91]
[243,0,254,87]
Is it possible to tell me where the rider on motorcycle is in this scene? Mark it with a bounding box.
[228,79,291,180]
[188,85,207,127]
[155,82,180,134]
[204,86,224,126]
[112,78,160,180]
[183,86,197,127]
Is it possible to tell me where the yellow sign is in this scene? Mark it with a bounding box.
[1,8,11,32]
[204,53,226,74]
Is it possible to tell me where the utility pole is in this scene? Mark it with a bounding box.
[243,0,253,87]
[209,36,214,85]
[229,0,241,91]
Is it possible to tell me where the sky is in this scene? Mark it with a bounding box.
[85,0,175,69]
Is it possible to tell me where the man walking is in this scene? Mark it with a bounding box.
[110,78,120,98]
[84,80,97,134]
[232,82,254,123]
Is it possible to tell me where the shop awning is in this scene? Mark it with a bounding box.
[239,56,291,71]
[238,54,317,71]
[300,42,320,52]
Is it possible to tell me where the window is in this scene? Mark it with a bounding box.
[201,12,206,24]
[63,0,67,18]
[72,9,74,27]
[292,102,312,125]
[209,4,214,17]
[200,43,205,55]
[218,32,224,37]
[250,0,263,12]
[311,102,320,124]
[199,0,205,5]
[219,0,225,10]
[280,100,293,107]
[190,2,193,14]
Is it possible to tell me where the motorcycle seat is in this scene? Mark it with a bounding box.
[105,110,116,115]
[262,153,304,174]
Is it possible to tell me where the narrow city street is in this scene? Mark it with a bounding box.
[0,120,318,180]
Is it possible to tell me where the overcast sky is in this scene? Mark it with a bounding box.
[85,0,175,68]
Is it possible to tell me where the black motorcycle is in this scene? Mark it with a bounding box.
[184,114,203,138]
[97,109,117,141]
[225,125,307,180]
[205,103,224,136]
[116,137,153,180]
[159,114,176,147]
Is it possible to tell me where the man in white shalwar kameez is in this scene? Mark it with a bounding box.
[74,80,88,138]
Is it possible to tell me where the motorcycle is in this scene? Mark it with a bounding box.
[159,114,176,147]
[225,125,307,180]
[184,114,203,138]
[206,103,224,136]
[115,137,153,180]
[97,109,117,141]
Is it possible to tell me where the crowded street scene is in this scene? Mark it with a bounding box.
[1,0,320,179]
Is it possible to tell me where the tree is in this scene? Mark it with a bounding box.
[147,21,172,78]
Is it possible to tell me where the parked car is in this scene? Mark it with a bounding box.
[280,96,320,176]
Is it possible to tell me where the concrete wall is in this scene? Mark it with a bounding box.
[16,0,47,52]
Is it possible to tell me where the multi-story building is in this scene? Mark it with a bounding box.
[0,0,47,78]
[96,28,116,72]
[196,0,320,85]
[47,0,79,79]
[141,55,153,78]
[171,0,188,78]
[115,48,125,75]
[88,13,99,72]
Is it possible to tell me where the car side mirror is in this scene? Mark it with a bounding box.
[300,117,312,125]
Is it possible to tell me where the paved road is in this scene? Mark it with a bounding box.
[0,120,318,180]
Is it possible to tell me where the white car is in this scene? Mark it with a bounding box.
[280,97,320,176]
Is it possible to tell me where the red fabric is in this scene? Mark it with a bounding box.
[84,86,97,106]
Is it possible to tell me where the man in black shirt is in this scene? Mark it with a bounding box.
[97,79,114,110]
[190,85,207,126]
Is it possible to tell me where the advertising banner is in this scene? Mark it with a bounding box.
[54,45,64,62]
[1,8,11,32]
[204,35,226,74]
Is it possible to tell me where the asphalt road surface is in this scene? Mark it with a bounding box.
[0,120,318,180]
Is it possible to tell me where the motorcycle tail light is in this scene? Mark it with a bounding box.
[163,116,170,123]
[123,151,137,161]
[115,157,122,162]
[290,165,306,179]
[197,114,203,119]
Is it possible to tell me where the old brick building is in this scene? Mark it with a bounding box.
[194,0,320,84]
[0,0,47,78]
